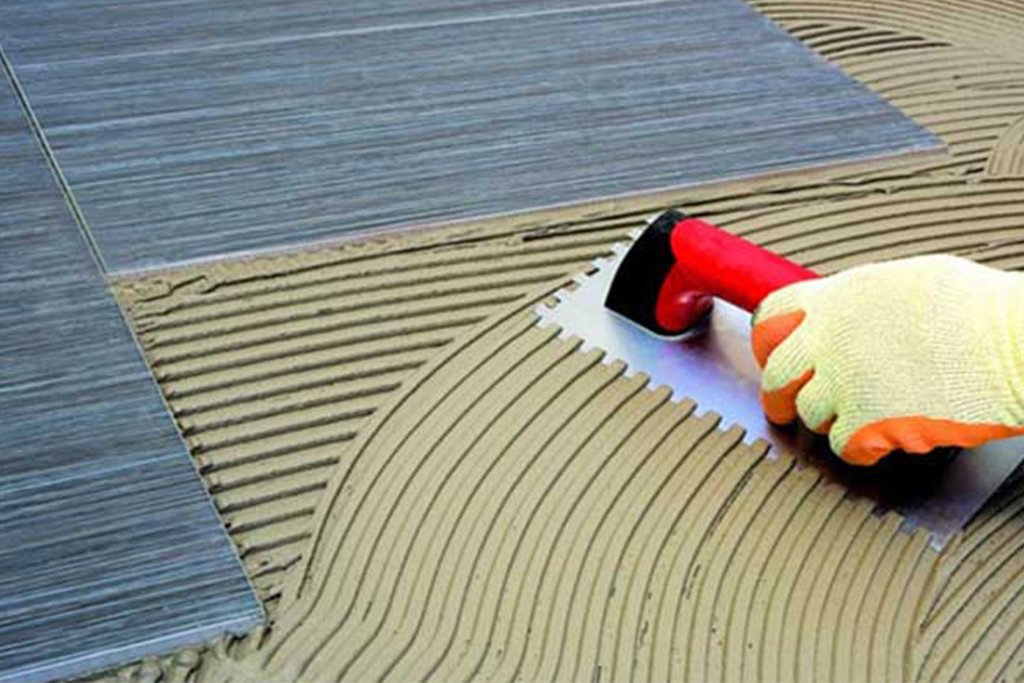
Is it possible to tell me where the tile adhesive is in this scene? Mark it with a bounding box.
[98,0,1024,680]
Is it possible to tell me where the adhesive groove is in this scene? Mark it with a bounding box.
[103,1,1024,678]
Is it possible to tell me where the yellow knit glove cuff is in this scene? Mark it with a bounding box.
[751,255,1024,465]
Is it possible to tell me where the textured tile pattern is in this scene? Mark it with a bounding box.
[0,69,261,683]
[0,0,939,273]
[108,1,1024,674]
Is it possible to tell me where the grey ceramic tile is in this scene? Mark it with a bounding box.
[0,0,940,273]
[0,70,261,683]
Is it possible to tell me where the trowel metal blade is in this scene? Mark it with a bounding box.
[537,249,1024,550]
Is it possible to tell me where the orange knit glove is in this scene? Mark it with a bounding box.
[751,255,1024,465]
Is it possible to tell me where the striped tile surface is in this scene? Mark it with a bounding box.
[109,0,1024,678]
[0,0,938,273]
[0,66,261,683]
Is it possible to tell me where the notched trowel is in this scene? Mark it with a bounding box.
[538,209,1024,549]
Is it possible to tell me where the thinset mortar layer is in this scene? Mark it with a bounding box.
[100,0,1024,680]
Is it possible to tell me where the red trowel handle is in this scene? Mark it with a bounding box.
[604,209,820,336]
[660,213,820,329]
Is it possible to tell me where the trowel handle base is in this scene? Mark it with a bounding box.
[603,209,819,336]
[665,212,820,318]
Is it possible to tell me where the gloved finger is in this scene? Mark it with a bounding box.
[836,416,1024,466]
[795,372,836,434]
[751,280,818,369]
[751,280,809,326]
[829,413,893,466]
[759,326,813,425]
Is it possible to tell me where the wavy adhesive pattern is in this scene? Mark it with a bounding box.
[199,310,937,683]
[988,118,1024,179]
[108,0,1024,680]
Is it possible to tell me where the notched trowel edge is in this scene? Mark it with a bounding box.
[536,225,1024,551]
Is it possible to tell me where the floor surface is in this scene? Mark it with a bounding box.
[0,0,937,273]
[99,0,1024,678]
[0,1,942,680]
[0,66,260,683]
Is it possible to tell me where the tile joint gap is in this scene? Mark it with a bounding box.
[0,41,109,275]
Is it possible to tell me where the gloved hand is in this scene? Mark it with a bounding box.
[751,255,1024,465]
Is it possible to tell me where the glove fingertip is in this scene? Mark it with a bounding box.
[810,416,835,435]
[751,280,813,327]
[833,423,891,466]
[760,368,813,425]
[840,442,891,467]
[752,309,806,369]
